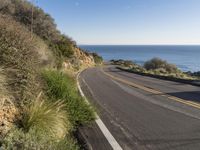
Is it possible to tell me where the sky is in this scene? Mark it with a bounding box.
[34,0,200,45]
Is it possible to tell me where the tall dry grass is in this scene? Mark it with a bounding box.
[0,14,54,106]
[22,92,71,139]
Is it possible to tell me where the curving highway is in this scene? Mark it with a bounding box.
[79,65,200,150]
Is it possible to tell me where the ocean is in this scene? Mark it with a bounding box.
[80,45,200,72]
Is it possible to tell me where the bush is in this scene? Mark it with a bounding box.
[115,58,195,80]
[54,35,75,58]
[187,71,200,78]
[0,0,60,42]
[22,92,71,139]
[0,0,76,61]
[144,58,179,73]
[91,53,103,64]
[1,128,79,150]
[42,70,95,128]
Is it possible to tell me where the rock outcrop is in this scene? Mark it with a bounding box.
[0,96,18,138]
[63,47,95,72]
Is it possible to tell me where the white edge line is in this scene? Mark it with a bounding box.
[77,71,123,150]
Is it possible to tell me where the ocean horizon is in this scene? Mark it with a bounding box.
[80,45,200,72]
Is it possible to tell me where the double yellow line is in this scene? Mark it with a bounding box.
[101,68,200,110]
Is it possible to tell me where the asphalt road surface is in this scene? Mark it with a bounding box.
[79,65,200,150]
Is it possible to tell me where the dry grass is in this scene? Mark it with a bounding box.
[0,68,19,139]
[0,68,6,95]
[0,14,54,106]
[22,92,71,139]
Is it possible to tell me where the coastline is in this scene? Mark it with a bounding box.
[117,66,200,87]
[80,45,200,73]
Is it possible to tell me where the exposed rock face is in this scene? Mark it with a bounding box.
[74,47,95,66]
[63,47,95,71]
[0,96,18,139]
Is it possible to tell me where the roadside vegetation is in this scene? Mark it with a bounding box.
[42,70,95,128]
[111,58,199,80]
[83,50,103,65]
[91,53,103,64]
[186,71,200,78]
[0,0,98,149]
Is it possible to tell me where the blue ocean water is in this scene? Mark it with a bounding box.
[80,45,200,72]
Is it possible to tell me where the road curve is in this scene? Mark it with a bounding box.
[79,65,200,150]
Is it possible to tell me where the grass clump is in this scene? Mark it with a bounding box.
[22,92,71,139]
[42,70,76,99]
[42,70,96,129]
[1,93,77,150]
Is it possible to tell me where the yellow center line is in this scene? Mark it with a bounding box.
[101,68,200,109]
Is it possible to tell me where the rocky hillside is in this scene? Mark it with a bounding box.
[63,47,95,72]
[0,0,101,149]
[0,0,99,70]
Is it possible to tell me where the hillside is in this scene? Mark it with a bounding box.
[0,0,102,149]
[0,0,100,69]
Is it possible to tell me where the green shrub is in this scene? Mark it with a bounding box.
[91,53,103,64]
[41,70,76,99]
[42,70,95,128]
[115,59,195,80]
[54,35,75,58]
[0,0,60,42]
[0,0,76,61]
[22,92,71,139]
[56,136,80,150]
[144,57,179,73]
[2,128,57,150]
[1,128,79,150]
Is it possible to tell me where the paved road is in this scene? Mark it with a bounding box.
[79,66,200,150]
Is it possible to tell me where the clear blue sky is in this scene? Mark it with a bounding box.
[34,0,200,45]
